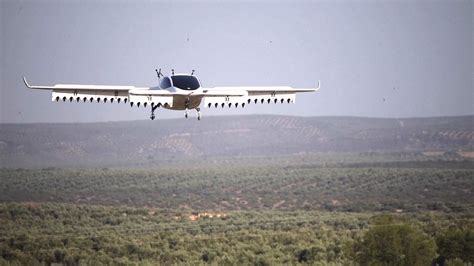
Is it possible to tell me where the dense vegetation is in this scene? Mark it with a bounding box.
[0,115,472,264]
[0,154,473,264]
[1,156,472,213]
[0,203,473,265]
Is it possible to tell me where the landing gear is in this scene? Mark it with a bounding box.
[150,103,159,120]
[185,108,201,120]
[184,97,190,119]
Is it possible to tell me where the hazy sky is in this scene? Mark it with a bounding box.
[1,0,472,123]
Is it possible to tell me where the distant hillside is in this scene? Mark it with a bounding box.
[0,115,472,167]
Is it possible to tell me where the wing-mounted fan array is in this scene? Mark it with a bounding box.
[202,88,248,108]
[202,86,318,108]
[52,88,130,104]
[24,77,140,105]
[204,92,297,108]
[23,77,174,108]
[128,89,174,108]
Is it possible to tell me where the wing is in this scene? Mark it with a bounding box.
[201,81,320,108]
[23,77,174,107]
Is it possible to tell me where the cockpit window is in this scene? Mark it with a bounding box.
[171,75,200,90]
[160,77,171,89]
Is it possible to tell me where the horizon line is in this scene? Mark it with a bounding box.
[1,114,473,125]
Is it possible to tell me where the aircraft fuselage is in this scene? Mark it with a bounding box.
[157,74,202,110]
[166,94,202,110]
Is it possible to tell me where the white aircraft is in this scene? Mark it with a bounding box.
[23,69,319,120]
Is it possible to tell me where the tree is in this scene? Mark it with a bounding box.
[354,221,436,265]
[436,227,474,264]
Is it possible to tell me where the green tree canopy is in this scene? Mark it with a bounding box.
[354,219,436,266]
[436,227,474,264]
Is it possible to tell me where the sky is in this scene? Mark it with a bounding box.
[0,0,472,123]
